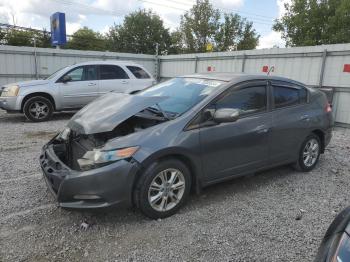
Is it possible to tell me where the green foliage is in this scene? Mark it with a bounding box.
[176,0,259,53]
[107,10,171,54]
[5,29,35,46]
[273,0,350,46]
[66,27,107,51]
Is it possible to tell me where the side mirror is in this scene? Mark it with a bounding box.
[213,108,240,123]
[315,207,350,262]
[62,75,72,83]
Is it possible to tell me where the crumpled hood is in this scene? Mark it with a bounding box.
[4,79,50,88]
[67,93,167,135]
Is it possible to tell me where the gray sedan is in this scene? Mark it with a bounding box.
[40,73,333,219]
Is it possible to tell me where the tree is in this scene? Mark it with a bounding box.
[66,27,107,51]
[35,29,51,48]
[273,0,350,46]
[177,0,259,53]
[4,29,35,46]
[107,10,171,54]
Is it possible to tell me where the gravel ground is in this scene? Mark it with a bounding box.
[0,109,349,262]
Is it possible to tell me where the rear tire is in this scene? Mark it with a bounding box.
[23,96,54,122]
[294,133,321,172]
[134,159,191,219]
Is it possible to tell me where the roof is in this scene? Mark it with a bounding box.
[70,60,142,66]
[179,72,305,86]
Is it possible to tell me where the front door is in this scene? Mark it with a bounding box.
[56,65,99,109]
[199,81,272,182]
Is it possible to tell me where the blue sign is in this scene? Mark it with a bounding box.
[50,12,67,46]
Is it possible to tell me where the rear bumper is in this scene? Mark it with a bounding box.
[0,96,23,111]
[40,144,140,209]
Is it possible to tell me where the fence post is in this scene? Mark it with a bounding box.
[194,56,198,73]
[241,54,246,73]
[319,49,327,87]
[33,38,39,79]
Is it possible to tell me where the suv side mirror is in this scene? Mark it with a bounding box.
[62,75,72,83]
[213,108,240,123]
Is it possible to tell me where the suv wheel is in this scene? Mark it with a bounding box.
[294,134,321,172]
[23,96,54,122]
[134,159,191,219]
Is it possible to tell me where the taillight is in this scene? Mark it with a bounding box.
[326,102,332,113]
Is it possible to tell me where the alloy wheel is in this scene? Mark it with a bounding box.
[302,138,320,167]
[148,168,186,212]
[29,101,49,120]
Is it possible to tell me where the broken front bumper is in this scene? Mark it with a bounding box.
[40,144,140,209]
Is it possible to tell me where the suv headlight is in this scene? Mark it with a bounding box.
[77,146,139,170]
[2,85,19,97]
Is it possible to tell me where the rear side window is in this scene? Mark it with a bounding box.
[216,86,267,116]
[100,65,129,80]
[127,66,151,79]
[273,86,307,109]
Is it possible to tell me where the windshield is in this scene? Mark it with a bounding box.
[138,77,225,115]
[45,66,69,80]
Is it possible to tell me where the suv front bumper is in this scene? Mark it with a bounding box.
[0,96,23,111]
[40,144,141,209]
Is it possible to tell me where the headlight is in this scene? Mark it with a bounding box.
[2,85,19,97]
[77,146,139,170]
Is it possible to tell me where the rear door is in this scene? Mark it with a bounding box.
[56,65,99,108]
[98,64,130,94]
[126,65,154,92]
[269,81,310,164]
[199,81,272,182]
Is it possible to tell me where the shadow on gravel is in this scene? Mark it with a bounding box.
[0,110,75,123]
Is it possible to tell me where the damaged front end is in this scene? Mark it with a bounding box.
[40,93,171,208]
[52,109,169,171]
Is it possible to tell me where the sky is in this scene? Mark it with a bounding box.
[0,0,290,49]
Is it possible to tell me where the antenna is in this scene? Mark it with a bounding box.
[267,66,275,75]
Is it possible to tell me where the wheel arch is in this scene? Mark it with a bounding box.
[311,129,325,153]
[21,92,56,112]
[133,149,202,196]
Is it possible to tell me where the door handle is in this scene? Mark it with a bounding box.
[300,115,310,121]
[121,80,128,84]
[88,83,96,86]
[256,125,269,134]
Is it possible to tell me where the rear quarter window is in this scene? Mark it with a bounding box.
[273,85,308,109]
[127,66,151,79]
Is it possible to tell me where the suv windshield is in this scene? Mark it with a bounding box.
[45,66,68,80]
[138,77,225,115]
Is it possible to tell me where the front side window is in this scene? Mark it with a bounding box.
[65,67,84,81]
[215,86,267,116]
[127,66,151,79]
[100,65,129,80]
[273,85,307,109]
[59,65,98,82]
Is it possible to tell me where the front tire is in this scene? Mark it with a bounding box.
[134,159,192,219]
[23,96,54,122]
[294,134,321,172]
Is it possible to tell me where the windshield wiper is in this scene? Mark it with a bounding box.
[146,105,174,120]
[155,103,170,120]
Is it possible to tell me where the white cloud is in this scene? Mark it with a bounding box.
[276,0,291,18]
[257,31,285,49]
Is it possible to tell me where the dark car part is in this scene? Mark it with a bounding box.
[314,207,350,262]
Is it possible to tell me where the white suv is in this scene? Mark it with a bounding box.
[0,61,155,121]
